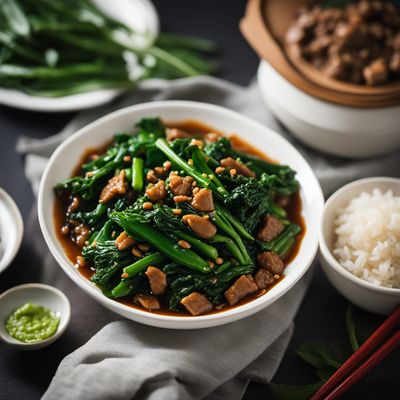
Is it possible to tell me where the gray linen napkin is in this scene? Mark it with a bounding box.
[17,76,400,400]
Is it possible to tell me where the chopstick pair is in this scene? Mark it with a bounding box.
[311,307,400,400]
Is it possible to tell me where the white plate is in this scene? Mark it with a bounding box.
[0,188,24,274]
[38,101,324,329]
[0,0,159,112]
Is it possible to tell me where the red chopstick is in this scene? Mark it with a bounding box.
[311,307,400,400]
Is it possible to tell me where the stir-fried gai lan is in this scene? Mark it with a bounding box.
[55,119,302,316]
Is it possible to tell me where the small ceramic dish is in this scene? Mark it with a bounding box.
[257,61,400,158]
[319,177,400,315]
[0,188,24,274]
[0,283,71,350]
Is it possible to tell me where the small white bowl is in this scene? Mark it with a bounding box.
[258,61,400,159]
[0,283,71,350]
[38,100,324,329]
[0,188,24,274]
[319,177,400,315]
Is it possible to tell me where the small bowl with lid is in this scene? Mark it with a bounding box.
[241,0,400,158]
[319,177,400,315]
[0,283,71,350]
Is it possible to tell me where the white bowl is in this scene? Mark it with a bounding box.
[0,283,71,350]
[258,61,400,159]
[319,177,400,315]
[0,188,24,274]
[38,100,324,329]
[0,0,159,112]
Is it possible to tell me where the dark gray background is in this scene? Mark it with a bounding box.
[0,0,398,399]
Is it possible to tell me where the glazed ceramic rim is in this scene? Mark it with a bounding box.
[319,177,400,296]
[0,188,24,274]
[38,100,324,328]
[0,283,71,347]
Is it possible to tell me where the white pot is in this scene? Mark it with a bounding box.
[258,61,400,159]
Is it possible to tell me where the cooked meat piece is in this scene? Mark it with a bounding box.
[254,269,275,290]
[181,292,213,316]
[146,170,158,183]
[220,157,256,178]
[224,275,258,306]
[166,128,190,141]
[324,56,349,81]
[257,214,285,242]
[191,188,214,212]
[390,52,400,73]
[145,266,167,295]
[363,58,388,85]
[296,12,317,30]
[173,195,191,203]
[286,25,306,44]
[168,175,193,196]
[74,223,90,247]
[115,231,135,251]
[393,33,400,50]
[306,36,332,55]
[99,170,126,204]
[67,197,80,213]
[182,214,217,239]
[145,180,166,202]
[257,251,285,275]
[134,294,160,310]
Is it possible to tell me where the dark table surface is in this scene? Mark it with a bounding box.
[0,1,398,399]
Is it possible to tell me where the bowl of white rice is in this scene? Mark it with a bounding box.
[319,177,400,315]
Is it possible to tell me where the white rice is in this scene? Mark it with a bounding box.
[333,188,400,289]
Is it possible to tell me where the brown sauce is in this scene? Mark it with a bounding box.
[53,120,305,316]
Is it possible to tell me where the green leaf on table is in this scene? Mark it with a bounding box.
[352,306,383,345]
[345,304,359,352]
[297,341,342,370]
[270,381,324,400]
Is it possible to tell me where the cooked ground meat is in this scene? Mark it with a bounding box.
[146,170,158,183]
[182,214,217,239]
[99,170,126,204]
[220,157,256,178]
[254,269,275,290]
[181,292,213,316]
[225,275,258,306]
[191,188,214,212]
[363,57,388,85]
[115,231,135,251]
[257,251,285,275]
[134,294,160,310]
[390,51,400,72]
[286,0,400,85]
[67,197,80,213]
[74,223,90,247]
[145,266,167,295]
[166,128,190,141]
[168,175,194,196]
[257,214,285,242]
[145,180,166,202]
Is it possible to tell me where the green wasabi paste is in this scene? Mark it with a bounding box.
[5,303,60,343]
